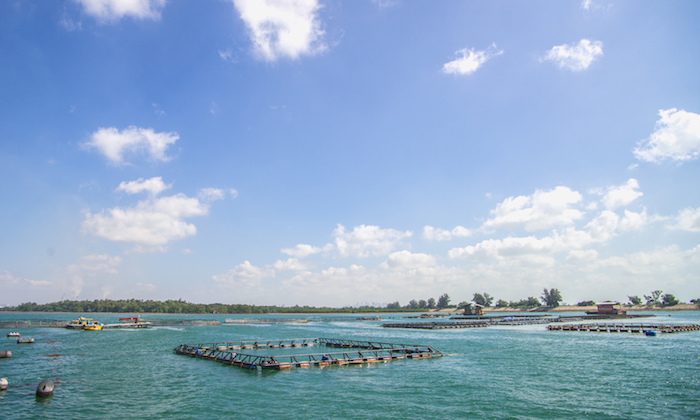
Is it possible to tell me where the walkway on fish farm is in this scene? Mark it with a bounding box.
[547,323,700,334]
[173,337,443,371]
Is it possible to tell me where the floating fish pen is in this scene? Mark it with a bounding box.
[383,321,489,329]
[143,319,220,327]
[547,323,700,334]
[0,319,69,329]
[173,337,443,371]
[224,318,308,325]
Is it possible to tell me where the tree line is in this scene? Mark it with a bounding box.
[0,299,418,314]
[2,288,692,314]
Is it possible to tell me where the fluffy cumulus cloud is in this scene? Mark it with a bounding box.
[83,126,179,165]
[116,177,172,196]
[273,258,309,271]
[380,250,437,270]
[82,179,226,246]
[333,224,412,257]
[442,44,503,75]
[482,186,583,232]
[212,261,275,288]
[281,243,323,258]
[669,207,700,232]
[542,39,603,71]
[75,0,166,22]
[422,225,472,241]
[601,178,643,210]
[232,0,326,61]
[633,108,700,163]
[448,236,556,261]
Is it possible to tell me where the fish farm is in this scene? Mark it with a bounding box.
[547,323,700,334]
[174,337,443,371]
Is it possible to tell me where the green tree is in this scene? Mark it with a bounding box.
[577,300,595,306]
[541,288,562,307]
[472,293,494,307]
[628,295,642,305]
[427,297,436,309]
[495,299,509,308]
[386,301,401,309]
[644,290,662,305]
[457,301,470,309]
[436,293,451,309]
[661,294,679,306]
[418,299,427,309]
[407,299,419,309]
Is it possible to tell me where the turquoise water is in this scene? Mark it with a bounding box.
[1,311,699,419]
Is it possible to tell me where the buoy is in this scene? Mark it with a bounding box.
[36,379,54,397]
[0,350,11,358]
[0,378,7,391]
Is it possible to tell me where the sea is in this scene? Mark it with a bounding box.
[1,311,699,419]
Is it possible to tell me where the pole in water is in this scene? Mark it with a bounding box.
[36,379,54,397]
[0,378,8,391]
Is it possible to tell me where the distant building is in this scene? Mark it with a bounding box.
[462,303,484,315]
[590,301,626,315]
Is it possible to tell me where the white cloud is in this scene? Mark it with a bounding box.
[442,44,503,75]
[482,186,584,232]
[135,282,156,292]
[83,126,179,165]
[197,187,236,202]
[422,225,472,241]
[633,108,700,163]
[619,209,649,232]
[583,210,619,243]
[218,49,237,63]
[82,193,210,246]
[601,178,643,210]
[232,0,326,61]
[116,177,172,196]
[668,207,700,232]
[68,253,123,275]
[380,250,437,270]
[281,243,322,258]
[448,236,556,261]
[581,0,593,10]
[333,224,412,257]
[75,0,166,22]
[273,258,309,271]
[0,269,52,288]
[212,261,275,288]
[542,39,603,71]
[566,249,598,262]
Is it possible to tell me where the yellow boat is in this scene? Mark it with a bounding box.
[83,320,103,331]
[66,317,103,331]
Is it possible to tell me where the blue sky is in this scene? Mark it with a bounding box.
[1,0,699,307]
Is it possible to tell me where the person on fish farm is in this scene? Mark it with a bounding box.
[321,354,330,361]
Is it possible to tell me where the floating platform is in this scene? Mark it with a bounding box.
[547,323,700,334]
[383,321,489,330]
[174,337,443,371]
[224,318,308,325]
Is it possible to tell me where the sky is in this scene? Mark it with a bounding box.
[1,0,699,307]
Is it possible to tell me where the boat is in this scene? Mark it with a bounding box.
[83,320,103,331]
[65,317,103,331]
